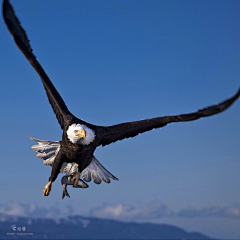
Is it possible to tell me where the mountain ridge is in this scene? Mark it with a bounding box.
[0,213,212,239]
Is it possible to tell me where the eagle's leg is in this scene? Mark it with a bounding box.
[43,153,64,196]
[71,172,81,188]
[43,181,52,196]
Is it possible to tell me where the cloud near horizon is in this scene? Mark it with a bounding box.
[0,201,240,221]
[0,202,65,219]
[90,202,240,221]
[178,206,240,219]
[90,202,174,219]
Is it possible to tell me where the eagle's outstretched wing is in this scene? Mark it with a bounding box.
[99,88,240,147]
[4,0,239,148]
[2,0,76,129]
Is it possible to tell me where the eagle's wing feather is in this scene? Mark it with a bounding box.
[28,136,60,166]
[2,0,76,129]
[82,156,118,184]
[99,88,240,147]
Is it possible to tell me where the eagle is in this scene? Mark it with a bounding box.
[3,0,240,197]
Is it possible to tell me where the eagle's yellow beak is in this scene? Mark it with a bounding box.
[76,129,86,139]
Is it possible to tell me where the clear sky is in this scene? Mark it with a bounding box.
[1,0,240,238]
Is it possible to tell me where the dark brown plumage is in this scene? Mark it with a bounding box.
[3,0,240,196]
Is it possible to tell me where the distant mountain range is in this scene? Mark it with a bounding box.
[0,213,211,239]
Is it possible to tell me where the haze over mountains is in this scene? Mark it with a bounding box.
[0,213,211,239]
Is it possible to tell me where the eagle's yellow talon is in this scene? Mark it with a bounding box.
[43,181,52,196]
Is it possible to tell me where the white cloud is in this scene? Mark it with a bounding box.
[178,206,240,219]
[90,201,173,220]
[0,202,26,216]
[0,201,63,219]
[1,201,240,222]
[90,202,240,221]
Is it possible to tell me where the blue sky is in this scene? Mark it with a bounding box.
[1,0,240,238]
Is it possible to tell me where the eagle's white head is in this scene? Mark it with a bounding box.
[67,124,95,145]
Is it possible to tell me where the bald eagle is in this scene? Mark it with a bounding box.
[3,0,240,197]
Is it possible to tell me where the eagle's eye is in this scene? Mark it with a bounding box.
[74,130,78,133]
